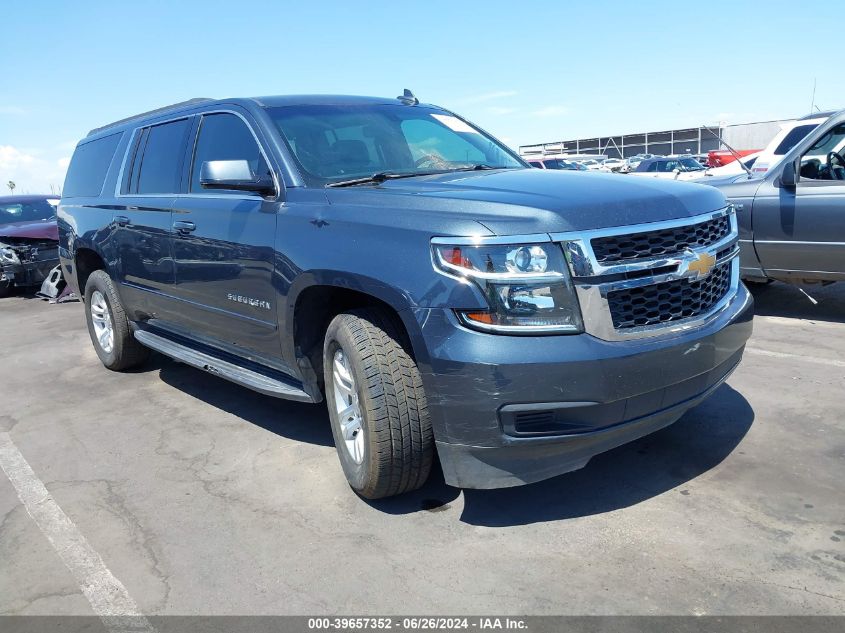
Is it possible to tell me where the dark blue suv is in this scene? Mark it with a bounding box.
[58,94,753,498]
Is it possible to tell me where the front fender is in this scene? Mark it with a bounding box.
[282,270,425,364]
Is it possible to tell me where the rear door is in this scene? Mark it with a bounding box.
[752,118,845,279]
[114,117,192,319]
[169,110,281,361]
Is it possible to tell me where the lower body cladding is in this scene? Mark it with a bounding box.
[412,284,754,489]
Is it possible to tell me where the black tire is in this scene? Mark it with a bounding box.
[0,279,13,298]
[84,270,149,371]
[323,308,434,499]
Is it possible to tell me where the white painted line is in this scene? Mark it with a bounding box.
[745,347,845,369]
[0,432,156,633]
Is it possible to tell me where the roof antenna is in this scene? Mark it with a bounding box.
[397,89,419,105]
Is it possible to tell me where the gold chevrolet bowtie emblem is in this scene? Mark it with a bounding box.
[687,252,716,279]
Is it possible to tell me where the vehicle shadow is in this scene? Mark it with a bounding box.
[155,357,335,448]
[150,353,752,527]
[369,384,753,526]
[748,280,845,324]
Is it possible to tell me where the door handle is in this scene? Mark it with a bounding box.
[173,221,196,234]
[114,215,130,227]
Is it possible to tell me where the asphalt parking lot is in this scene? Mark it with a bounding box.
[1,283,843,616]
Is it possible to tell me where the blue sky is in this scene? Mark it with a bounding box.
[2,0,843,193]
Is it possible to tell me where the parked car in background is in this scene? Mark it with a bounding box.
[58,93,752,499]
[579,159,602,171]
[527,158,586,171]
[628,156,707,180]
[690,152,761,180]
[707,109,845,285]
[0,195,60,297]
[707,149,759,168]
[750,111,836,176]
[619,154,658,173]
[600,157,626,172]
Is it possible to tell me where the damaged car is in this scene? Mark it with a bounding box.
[0,195,61,297]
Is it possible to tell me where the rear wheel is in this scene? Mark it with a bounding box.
[323,308,434,499]
[84,270,149,371]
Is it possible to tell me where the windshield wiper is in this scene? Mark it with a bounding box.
[451,164,512,172]
[326,165,514,187]
[326,171,443,188]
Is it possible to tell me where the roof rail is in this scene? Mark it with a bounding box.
[87,98,215,136]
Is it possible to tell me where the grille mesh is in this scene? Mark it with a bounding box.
[592,215,730,264]
[607,262,732,329]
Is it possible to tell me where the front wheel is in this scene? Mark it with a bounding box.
[0,279,13,298]
[323,308,434,499]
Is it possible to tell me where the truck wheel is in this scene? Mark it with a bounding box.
[323,308,434,499]
[84,270,149,371]
[0,279,12,297]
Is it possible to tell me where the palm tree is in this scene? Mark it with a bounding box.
[7,181,15,194]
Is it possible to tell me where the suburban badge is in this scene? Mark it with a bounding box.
[227,293,271,310]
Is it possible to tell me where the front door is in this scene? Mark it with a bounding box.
[170,111,281,362]
[753,121,845,279]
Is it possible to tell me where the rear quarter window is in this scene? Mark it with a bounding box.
[62,132,122,198]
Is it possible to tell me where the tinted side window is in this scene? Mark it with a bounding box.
[134,119,191,195]
[774,124,817,156]
[190,113,267,194]
[63,133,122,198]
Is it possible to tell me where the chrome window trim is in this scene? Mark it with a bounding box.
[113,109,280,201]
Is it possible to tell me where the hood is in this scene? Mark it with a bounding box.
[325,169,727,236]
[0,219,59,241]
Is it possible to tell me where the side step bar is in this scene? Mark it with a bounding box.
[134,329,313,402]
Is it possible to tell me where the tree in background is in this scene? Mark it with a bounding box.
[7,181,15,194]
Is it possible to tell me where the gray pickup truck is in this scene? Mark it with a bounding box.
[709,109,845,286]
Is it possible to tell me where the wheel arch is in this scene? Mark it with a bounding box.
[74,247,109,299]
[284,272,427,399]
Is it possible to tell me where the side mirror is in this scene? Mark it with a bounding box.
[780,159,798,188]
[199,160,276,195]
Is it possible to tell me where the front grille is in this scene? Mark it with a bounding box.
[591,215,731,264]
[607,261,732,329]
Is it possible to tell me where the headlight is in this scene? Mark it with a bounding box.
[0,245,20,265]
[433,240,583,334]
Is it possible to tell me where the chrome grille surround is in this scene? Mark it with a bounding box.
[551,206,740,341]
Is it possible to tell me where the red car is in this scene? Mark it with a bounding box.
[0,195,60,297]
[707,149,760,168]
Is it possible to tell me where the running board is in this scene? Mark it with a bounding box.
[134,329,313,402]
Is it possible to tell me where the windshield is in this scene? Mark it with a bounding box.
[0,198,57,227]
[266,104,524,186]
[678,158,705,171]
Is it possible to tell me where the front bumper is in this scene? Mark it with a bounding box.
[413,284,754,489]
[1,242,59,289]
[1,256,59,287]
